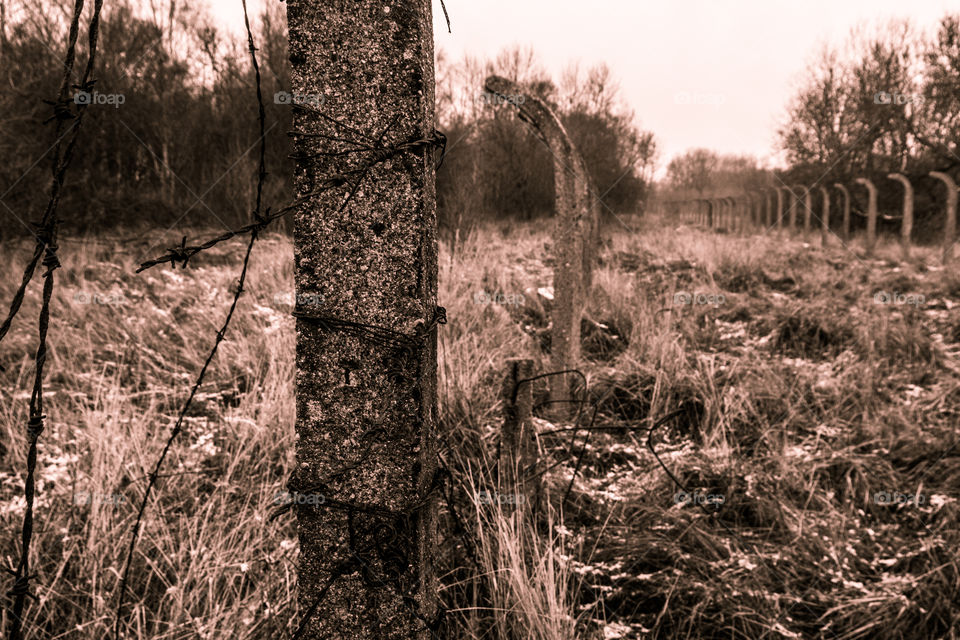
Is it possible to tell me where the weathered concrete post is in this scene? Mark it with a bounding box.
[484,75,598,416]
[775,187,785,232]
[784,187,796,230]
[930,171,958,264]
[498,359,539,513]
[834,183,850,243]
[768,189,776,229]
[887,173,914,261]
[856,177,878,257]
[792,185,811,234]
[287,1,439,636]
[743,195,750,232]
[740,194,747,233]
[818,186,830,247]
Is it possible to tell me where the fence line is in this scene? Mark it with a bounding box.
[662,171,960,263]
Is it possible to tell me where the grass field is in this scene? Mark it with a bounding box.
[1,215,959,639]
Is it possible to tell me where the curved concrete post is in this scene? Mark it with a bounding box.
[887,173,913,261]
[764,189,773,229]
[818,186,830,247]
[930,171,958,264]
[784,186,796,230]
[833,183,850,242]
[755,190,766,229]
[855,177,878,257]
[769,189,776,228]
[775,187,785,231]
[738,195,747,235]
[747,192,760,233]
[792,185,811,233]
[485,75,597,411]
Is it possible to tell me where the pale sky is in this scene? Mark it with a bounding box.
[210,0,960,171]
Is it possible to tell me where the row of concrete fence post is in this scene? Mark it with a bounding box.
[661,172,959,263]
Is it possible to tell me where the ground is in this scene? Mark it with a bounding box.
[1,215,958,639]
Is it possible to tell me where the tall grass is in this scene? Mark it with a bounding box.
[1,217,958,638]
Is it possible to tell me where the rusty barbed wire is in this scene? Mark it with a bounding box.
[112,1,450,636]
[3,1,106,638]
[112,1,269,637]
[135,130,445,273]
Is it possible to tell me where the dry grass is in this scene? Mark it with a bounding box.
[1,216,959,639]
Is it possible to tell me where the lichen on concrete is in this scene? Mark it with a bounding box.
[286,0,438,636]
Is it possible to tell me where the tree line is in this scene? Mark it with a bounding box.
[663,14,960,243]
[0,1,657,238]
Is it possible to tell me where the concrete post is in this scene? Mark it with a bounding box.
[287,0,440,636]
[819,185,830,247]
[485,75,598,415]
[887,173,914,261]
[834,183,850,243]
[930,172,958,265]
[856,177,878,257]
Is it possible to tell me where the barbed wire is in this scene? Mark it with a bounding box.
[110,1,450,636]
[136,130,445,273]
[112,2,269,637]
[3,1,105,638]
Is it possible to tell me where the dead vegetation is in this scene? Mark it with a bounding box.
[1,216,958,638]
